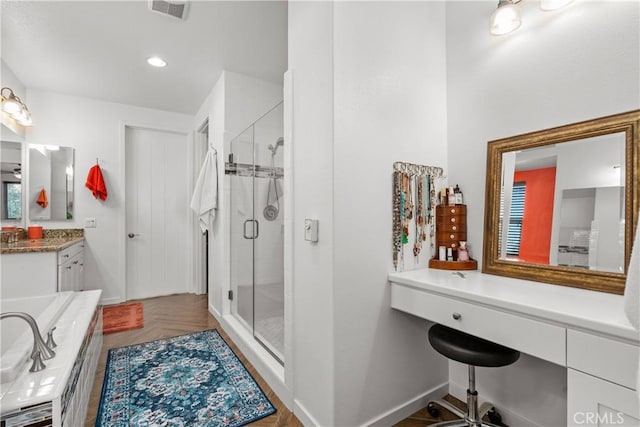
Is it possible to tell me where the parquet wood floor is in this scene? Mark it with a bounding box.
[84,293,496,427]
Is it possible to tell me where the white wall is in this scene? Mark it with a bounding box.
[289,1,336,425]
[1,60,27,141]
[290,2,449,425]
[224,72,283,142]
[332,2,449,426]
[446,1,640,425]
[25,90,193,303]
[194,73,225,313]
[1,62,27,225]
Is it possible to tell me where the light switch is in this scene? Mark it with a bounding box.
[85,217,97,228]
[304,219,318,242]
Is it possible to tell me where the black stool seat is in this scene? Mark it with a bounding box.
[429,324,520,367]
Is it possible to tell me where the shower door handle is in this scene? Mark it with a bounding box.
[243,219,259,239]
[243,220,252,239]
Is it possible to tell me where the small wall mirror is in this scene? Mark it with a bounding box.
[483,110,639,295]
[28,144,75,221]
[1,141,23,222]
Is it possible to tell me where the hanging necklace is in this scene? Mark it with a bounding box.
[392,171,403,270]
[428,175,436,251]
[413,175,430,260]
[422,176,428,243]
[400,173,409,269]
[402,173,411,246]
[413,175,423,259]
[405,173,414,221]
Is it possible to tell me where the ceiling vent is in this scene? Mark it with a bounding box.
[149,0,189,20]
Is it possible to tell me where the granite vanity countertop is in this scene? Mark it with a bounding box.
[0,236,84,254]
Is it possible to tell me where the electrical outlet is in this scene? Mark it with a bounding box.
[85,217,97,228]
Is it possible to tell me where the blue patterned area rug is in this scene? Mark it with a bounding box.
[96,329,276,426]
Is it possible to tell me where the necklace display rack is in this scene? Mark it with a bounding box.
[392,161,442,271]
[392,161,477,272]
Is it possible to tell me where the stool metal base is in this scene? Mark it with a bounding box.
[428,397,498,427]
[428,420,500,427]
[429,399,466,419]
[428,365,504,427]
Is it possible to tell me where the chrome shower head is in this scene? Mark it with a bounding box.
[268,137,284,155]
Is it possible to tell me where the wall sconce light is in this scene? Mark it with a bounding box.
[490,0,522,36]
[490,0,574,36]
[1,87,33,126]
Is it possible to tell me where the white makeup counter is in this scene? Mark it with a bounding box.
[388,268,639,426]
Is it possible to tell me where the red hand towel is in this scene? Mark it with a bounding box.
[85,164,108,201]
[36,188,48,208]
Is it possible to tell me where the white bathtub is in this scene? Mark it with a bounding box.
[0,292,75,384]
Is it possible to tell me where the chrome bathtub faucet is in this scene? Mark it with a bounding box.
[0,312,56,372]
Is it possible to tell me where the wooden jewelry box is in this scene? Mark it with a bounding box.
[428,204,478,270]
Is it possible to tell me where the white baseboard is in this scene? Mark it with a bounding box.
[99,296,122,306]
[294,398,324,427]
[363,382,449,427]
[209,304,293,409]
[209,304,221,319]
[450,382,541,427]
[292,382,449,427]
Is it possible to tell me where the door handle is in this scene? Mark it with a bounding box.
[128,233,140,239]
[243,220,259,239]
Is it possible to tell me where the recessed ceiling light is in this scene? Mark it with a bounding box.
[147,56,167,68]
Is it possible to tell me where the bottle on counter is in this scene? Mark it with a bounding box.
[454,185,463,205]
[458,241,469,261]
[448,186,456,206]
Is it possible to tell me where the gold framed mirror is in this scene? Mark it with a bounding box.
[483,110,639,295]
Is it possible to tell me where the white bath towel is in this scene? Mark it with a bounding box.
[624,224,640,329]
[623,223,640,393]
[190,148,218,232]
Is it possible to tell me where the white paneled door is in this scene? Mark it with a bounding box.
[125,126,191,300]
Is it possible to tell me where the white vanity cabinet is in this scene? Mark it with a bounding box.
[388,269,639,427]
[57,242,84,292]
[0,239,85,297]
[567,330,639,426]
[567,370,639,427]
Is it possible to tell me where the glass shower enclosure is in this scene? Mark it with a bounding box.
[227,102,284,364]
